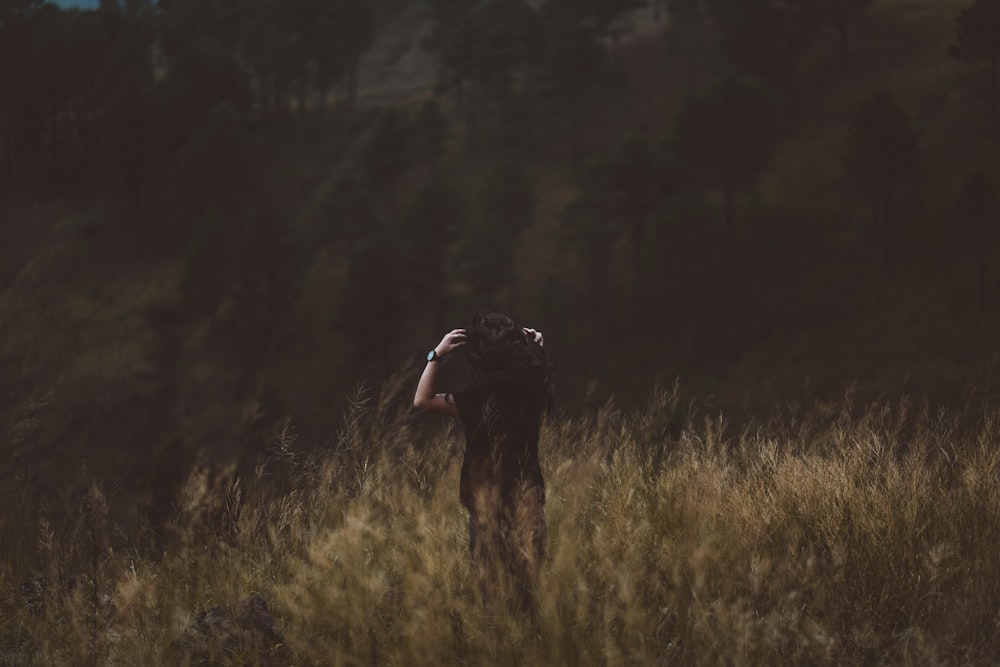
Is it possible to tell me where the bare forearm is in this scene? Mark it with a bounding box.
[413,328,466,416]
[413,361,440,409]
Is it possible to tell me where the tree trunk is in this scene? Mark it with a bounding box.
[571,86,583,161]
[522,69,537,150]
[81,89,95,181]
[297,74,307,118]
[263,72,275,117]
[255,76,264,117]
[347,56,359,107]
[1,128,8,184]
[130,110,147,217]
[991,51,997,145]
[877,187,895,267]
[589,253,605,342]
[609,33,622,76]
[467,86,480,154]
[978,236,988,307]
[785,66,800,115]
[837,10,850,76]
[686,51,700,99]
[277,81,289,118]
[316,66,328,116]
[494,79,507,146]
[49,107,60,186]
[723,177,736,244]
[632,218,645,273]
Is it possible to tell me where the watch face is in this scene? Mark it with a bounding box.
[427,350,436,362]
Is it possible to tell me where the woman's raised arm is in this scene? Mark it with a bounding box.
[413,329,466,416]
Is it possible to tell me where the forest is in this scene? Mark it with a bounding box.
[2,0,999,531]
[1,0,1000,661]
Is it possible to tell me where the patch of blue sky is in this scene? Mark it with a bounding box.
[51,0,100,8]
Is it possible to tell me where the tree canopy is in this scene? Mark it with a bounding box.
[846,90,920,261]
[954,0,1000,143]
[674,77,781,239]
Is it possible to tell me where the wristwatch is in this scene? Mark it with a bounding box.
[427,349,444,363]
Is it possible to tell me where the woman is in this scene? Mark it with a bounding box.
[413,313,551,611]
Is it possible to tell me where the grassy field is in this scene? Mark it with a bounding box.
[3,1,999,663]
[3,377,999,665]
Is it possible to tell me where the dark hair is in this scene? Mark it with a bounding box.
[464,312,553,414]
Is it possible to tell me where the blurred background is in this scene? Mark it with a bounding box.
[1,0,999,526]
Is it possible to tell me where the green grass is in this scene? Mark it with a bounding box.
[3,378,1000,665]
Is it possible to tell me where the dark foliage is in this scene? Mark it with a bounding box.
[674,77,781,239]
[953,0,1000,143]
[4,0,1000,582]
[958,170,999,304]
[846,90,920,262]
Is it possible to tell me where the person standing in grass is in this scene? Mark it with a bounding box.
[414,312,552,612]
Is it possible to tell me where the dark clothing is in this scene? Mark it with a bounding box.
[453,385,546,610]
[453,386,545,510]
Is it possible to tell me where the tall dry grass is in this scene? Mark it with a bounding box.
[2,378,1000,665]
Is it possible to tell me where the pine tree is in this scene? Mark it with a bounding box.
[954,0,1000,144]
[846,90,920,264]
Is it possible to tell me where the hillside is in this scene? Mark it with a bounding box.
[1,0,999,535]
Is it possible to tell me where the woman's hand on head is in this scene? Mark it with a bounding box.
[523,327,543,347]
[435,329,467,357]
